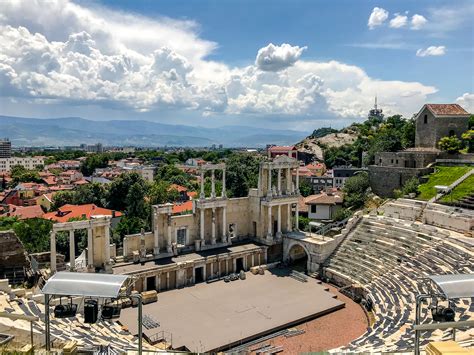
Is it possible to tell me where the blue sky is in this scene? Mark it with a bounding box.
[0,0,472,130]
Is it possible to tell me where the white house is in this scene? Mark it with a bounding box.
[305,191,343,221]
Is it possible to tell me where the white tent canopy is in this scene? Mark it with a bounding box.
[428,274,474,299]
[42,272,129,298]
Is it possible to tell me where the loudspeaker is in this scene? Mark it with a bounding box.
[84,299,98,324]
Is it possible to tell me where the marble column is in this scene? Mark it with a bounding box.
[211,169,216,198]
[267,205,272,240]
[267,168,272,197]
[153,212,160,255]
[277,168,282,195]
[166,272,170,290]
[157,275,161,292]
[286,168,291,194]
[50,231,57,273]
[296,166,300,193]
[257,167,262,195]
[211,207,216,245]
[222,206,227,243]
[104,224,111,264]
[69,230,75,271]
[295,203,300,230]
[87,228,93,268]
[287,203,292,232]
[276,204,282,238]
[252,254,255,268]
[200,169,205,199]
[167,214,172,253]
[200,208,205,244]
[222,169,226,198]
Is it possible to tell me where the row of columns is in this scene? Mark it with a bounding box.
[266,203,299,241]
[200,206,227,245]
[259,167,299,197]
[200,168,226,199]
[50,224,111,273]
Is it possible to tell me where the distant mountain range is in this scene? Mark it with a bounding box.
[0,116,309,148]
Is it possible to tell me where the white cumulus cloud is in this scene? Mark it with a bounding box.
[411,14,428,30]
[0,0,439,121]
[455,93,474,113]
[255,43,307,72]
[416,46,446,57]
[368,7,389,29]
[389,14,408,28]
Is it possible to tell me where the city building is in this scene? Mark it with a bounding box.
[333,166,366,188]
[0,139,12,158]
[0,156,45,172]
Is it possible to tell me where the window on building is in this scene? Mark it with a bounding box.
[424,114,428,124]
[449,130,455,137]
[177,228,187,247]
[396,159,398,164]
[311,205,317,213]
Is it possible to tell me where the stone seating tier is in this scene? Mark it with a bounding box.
[325,215,474,353]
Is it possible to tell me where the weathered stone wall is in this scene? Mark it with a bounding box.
[369,165,433,197]
[415,107,469,148]
[374,151,439,168]
[423,204,474,236]
[0,230,30,283]
[415,107,437,148]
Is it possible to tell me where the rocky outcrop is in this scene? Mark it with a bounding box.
[296,129,358,161]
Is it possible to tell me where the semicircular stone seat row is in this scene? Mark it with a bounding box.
[325,215,474,353]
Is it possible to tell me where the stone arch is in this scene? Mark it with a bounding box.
[284,240,311,272]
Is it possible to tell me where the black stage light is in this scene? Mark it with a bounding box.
[54,298,78,318]
[84,299,99,324]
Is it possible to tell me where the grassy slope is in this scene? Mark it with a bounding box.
[440,174,474,202]
[417,166,472,200]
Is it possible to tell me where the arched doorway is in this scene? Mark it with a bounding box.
[288,244,309,273]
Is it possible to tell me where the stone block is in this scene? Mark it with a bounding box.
[12,288,26,297]
[0,279,11,293]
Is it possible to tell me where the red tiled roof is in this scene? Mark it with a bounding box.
[43,176,57,185]
[43,203,122,222]
[1,204,44,219]
[268,145,296,152]
[169,184,188,192]
[305,192,343,205]
[172,200,193,214]
[425,104,470,116]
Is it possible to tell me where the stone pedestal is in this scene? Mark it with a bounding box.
[194,239,202,251]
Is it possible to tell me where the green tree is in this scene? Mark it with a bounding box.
[0,217,53,253]
[225,153,261,197]
[107,173,146,211]
[73,182,107,207]
[125,181,149,219]
[80,154,109,176]
[342,171,370,209]
[299,179,313,197]
[9,165,42,185]
[438,136,462,154]
[298,216,310,231]
[51,190,75,210]
[461,130,474,153]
